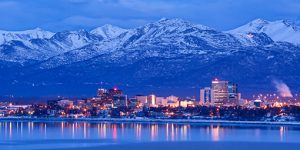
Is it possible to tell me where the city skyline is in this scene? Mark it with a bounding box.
[1,1,300,149]
[1,78,300,121]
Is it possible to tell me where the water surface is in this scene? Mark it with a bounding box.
[1,121,300,150]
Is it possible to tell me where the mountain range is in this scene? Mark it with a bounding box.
[1,18,300,98]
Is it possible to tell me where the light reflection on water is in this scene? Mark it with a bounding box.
[0,121,300,143]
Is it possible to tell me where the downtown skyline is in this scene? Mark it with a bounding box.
[1,1,300,150]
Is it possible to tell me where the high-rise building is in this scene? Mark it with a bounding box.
[128,98,138,108]
[211,79,228,106]
[228,82,239,105]
[147,94,156,106]
[200,87,212,105]
[95,87,124,106]
[109,88,123,97]
[112,95,127,108]
[96,88,111,104]
[97,88,107,97]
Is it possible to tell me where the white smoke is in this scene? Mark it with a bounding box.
[272,80,293,98]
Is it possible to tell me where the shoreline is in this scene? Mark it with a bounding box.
[1,117,300,127]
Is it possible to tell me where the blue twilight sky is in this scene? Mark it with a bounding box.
[0,0,300,32]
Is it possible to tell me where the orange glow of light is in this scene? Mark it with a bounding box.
[135,124,141,140]
[280,126,286,141]
[211,125,220,141]
[166,123,169,141]
[151,124,158,141]
[9,122,12,139]
[112,124,117,140]
[61,122,64,135]
[171,124,175,141]
[83,122,87,139]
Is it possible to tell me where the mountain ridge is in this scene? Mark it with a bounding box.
[0,18,300,97]
[228,18,300,45]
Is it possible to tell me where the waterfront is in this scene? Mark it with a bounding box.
[1,121,300,150]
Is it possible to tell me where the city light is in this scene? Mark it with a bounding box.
[0,79,299,122]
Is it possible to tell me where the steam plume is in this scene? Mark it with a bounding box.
[272,80,293,98]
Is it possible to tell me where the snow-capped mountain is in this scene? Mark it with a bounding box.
[0,18,300,97]
[36,18,242,69]
[0,29,105,63]
[0,28,54,45]
[90,24,128,39]
[228,19,300,45]
[49,29,103,50]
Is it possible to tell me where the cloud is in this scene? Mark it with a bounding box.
[61,15,151,29]
[0,0,300,31]
[63,16,100,26]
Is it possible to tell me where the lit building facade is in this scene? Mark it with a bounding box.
[155,97,166,106]
[253,99,262,108]
[165,95,179,107]
[147,94,156,106]
[112,95,127,108]
[97,88,107,97]
[200,87,212,105]
[57,99,73,108]
[109,88,123,97]
[228,82,239,105]
[180,100,195,107]
[136,95,148,106]
[128,98,138,107]
[211,79,229,106]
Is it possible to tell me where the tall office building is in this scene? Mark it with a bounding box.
[147,94,156,106]
[200,87,212,105]
[228,82,239,105]
[211,79,229,106]
[128,98,139,108]
[109,88,123,97]
[112,95,127,108]
[97,88,108,97]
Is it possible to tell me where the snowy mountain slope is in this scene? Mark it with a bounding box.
[49,29,103,50]
[35,18,243,69]
[0,28,54,45]
[228,19,300,45]
[10,42,300,97]
[2,18,299,65]
[118,18,241,49]
[90,24,128,39]
[0,30,105,63]
[0,18,300,96]
[0,40,46,63]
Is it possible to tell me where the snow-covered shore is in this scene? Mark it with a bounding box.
[1,117,300,126]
